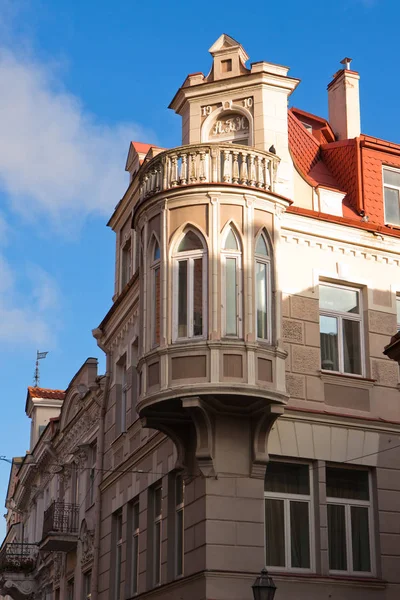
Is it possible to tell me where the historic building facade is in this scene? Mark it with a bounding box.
[2,34,400,600]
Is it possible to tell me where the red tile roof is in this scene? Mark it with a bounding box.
[27,386,65,400]
[130,142,155,155]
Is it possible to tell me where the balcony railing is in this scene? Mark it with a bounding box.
[42,501,79,538]
[0,543,38,573]
[138,143,280,202]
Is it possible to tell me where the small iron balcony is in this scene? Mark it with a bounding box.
[40,501,79,552]
[0,542,38,573]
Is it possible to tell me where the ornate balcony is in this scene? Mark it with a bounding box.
[138,143,280,203]
[0,543,37,573]
[40,501,79,552]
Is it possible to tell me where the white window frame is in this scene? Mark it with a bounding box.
[172,230,207,342]
[326,467,375,576]
[319,282,365,377]
[150,237,161,348]
[264,460,315,573]
[175,474,184,577]
[383,166,400,226]
[153,485,162,586]
[255,232,272,343]
[131,501,140,596]
[221,226,243,338]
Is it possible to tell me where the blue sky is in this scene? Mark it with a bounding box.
[0,0,395,532]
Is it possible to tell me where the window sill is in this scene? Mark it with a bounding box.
[269,571,385,588]
[85,502,95,512]
[320,370,376,389]
[111,431,127,448]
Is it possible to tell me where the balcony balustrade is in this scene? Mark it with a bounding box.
[40,501,79,552]
[138,143,280,202]
[0,543,37,573]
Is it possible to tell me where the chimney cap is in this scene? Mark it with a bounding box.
[340,57,353,70]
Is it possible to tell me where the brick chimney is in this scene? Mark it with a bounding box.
[328,58,361,140]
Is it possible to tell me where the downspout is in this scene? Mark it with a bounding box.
[90,363,111,600]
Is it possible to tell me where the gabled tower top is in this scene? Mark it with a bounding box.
[207,33,249,81]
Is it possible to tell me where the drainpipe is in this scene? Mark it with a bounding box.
[90,365,111,600]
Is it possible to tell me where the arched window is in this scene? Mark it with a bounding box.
[222,225,242,337]
[150,237,161,347]
[173,229,207,341]
[255,231,271,341]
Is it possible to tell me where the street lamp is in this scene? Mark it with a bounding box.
[252,568,277,600]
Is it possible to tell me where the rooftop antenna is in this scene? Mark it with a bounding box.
[33,350,48,387]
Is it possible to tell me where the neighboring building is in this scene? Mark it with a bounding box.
[3,34,400,600]
[0,358,102,600]
[92,35,400,600]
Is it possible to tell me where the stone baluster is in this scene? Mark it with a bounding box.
[256,156,264,188]
[190,153,197,183]
[239,151,248,184]
[171,154,178,187]
[179,153,188,185]
[264,158,271,190]
[139,182,144,201]
[150,168,156,192]
[232,151,239,184]
[162,156,168,190]
[211,147,219,182]
[199,151,207,182]
[249,154,256,187]
[143,174,149,197]
[223,150,232,183]
[155,163,161,191]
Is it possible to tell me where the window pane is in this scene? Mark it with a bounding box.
[178,261,188,337]
[225,257,237,335]
[265,499,285,567]
[153,242,160,262]
[351,506,371,572]
[290,501,310,568]
[154,521,161,584]
[383,168,400,187]
[175,475,183,506]
[326,468,369,501]
[176,509,184,576]
[153,266,160,345]
[320,316,339,371]
[320,285,359,314]
[343,319,361,374]
[133,503,139,531]
[265,462,310,495]
[154,487,162,517]
[328,504,347,571]
[256,261,268,339]
[385,187,400,224]
[132,534,139,593]
[256,234,269,256]
[178,230,203,251]
[224,228,238,250]
[193,258,203,336]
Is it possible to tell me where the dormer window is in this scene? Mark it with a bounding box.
[383,167,400,225]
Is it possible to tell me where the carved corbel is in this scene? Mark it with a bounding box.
[251,404,284,478]
[181,397,215,477]
[140,416,195,475]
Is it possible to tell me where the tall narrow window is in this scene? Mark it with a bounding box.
[121,238,132,289]
[66,579,74,600]
[116,356,127,436]
[383,167,400,225]
[175,474,184,577]
[131,501,140,596]
[150,238,161,347]
[319,283,363,375]
[173,229,207,341]
[255,232,271,341]
[265,461,313,571]
[114,512,123,600]
[153,486,162,585]
[326,466,373,574]
[222,226,242,337]
[87,441,97,507]
[83,571,92,600]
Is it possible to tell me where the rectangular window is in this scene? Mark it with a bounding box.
[113,512,123,600]
[121,238,132,289]
[319,283,363,375]
[225,257,238,336]
[264,461,313,571]
[153,486,162,585]
[175,256,205,340]
[66,579,74,600]
[326,466,373,574]
[383,167,400,225]
[175,474,184,577]
[83,571,91,600]
[87,441,97,507]
[131,501,140,596]
[116,357,127,435]
[152,265,161,346]
[178,261,188,338]
[256,261,268,339]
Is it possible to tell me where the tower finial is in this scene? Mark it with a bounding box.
[33,350,48,387]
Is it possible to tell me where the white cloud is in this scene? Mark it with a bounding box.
[0,253,60,347]
[0,47,153,227]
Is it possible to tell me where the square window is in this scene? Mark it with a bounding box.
[221,59,232,73]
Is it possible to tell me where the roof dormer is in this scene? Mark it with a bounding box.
[206,34,250,82]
